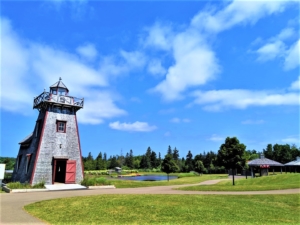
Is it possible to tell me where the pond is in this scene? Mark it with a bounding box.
[118,175,178,181]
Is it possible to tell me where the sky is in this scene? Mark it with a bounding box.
[1,0,299,159]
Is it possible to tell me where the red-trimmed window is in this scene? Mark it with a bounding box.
[56,121,66,133]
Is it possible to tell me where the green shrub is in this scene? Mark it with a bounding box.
[81,177,111,186]
[32,181,45,189]
[177,173,198,178]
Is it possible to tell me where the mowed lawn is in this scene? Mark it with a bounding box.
[177,173,300,191]
[25,194,300,225]
[109,174,227,188]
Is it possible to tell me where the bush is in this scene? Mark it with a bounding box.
[6,181,45,189]
[177,172,198,178]
[81,177,111,186]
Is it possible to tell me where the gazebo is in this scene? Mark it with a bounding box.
[247,154,283,178]
[285,157,300,173]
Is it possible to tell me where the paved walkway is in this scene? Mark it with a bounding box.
[1,179,299,225]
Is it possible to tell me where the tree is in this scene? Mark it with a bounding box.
[172,147,179,160]
[194,160,205,174]
[161,154,179,181]
[217,137,246,185]
[150,151,158,168]
[185,150,194,172]
[167,145,172,155]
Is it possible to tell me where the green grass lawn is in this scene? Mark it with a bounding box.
[24,194,300,225]
[177,173,300,191]
[107,174,227,188]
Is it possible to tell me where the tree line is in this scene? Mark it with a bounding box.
[82,139,300,173]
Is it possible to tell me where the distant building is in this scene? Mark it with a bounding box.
[12,78,84,185]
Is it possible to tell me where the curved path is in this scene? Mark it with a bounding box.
[1,179,299,225]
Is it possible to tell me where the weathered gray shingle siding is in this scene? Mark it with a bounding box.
[31,110,83,185]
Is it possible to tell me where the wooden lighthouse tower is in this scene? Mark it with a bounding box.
[12,78,84,185]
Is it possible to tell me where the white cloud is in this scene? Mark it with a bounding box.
[170,117,191,123]
[109,121,157,132]
[290,77,300,90]
[99,50,146,79]
[253,25,299,70]
[145,0,291,101]
[182,118,191,123]
[0,17,126,124]
[170,118,180,123]
[241,119,265,125]
[120,50,146,69]
[208,134,224,142]
[151,30,219,101]
[192,89,299,111]
[147,59,166,77]
[164,131,171,137]
[284,40,300,70]
[282,135,300,144]
[256,40,285,61]
[143,22,174,51]
[277,27,295,41]
[76,43,97,61]
[191,0,289,33]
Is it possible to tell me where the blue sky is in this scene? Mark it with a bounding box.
[1,0,299,159]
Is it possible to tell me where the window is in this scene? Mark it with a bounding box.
[26,154,32,174]
[17,155,22,171]
[56,121,66,133]
[51,89,57,95]
[35,120,40,137]
[58,88,66,96]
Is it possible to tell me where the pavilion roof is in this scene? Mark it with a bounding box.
[247,157,283,167]
[285,157,300,166]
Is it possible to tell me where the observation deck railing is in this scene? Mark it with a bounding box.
[33,92,84,109]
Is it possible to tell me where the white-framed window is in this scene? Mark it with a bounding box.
[56,121,66,133]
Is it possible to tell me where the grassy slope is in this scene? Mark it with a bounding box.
[108,174,227,188]
[177,173,300,191]
[25,194,300,225]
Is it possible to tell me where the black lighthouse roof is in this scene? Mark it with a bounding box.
[50,77,69,92]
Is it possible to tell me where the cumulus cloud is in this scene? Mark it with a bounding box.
[76,43,98,61]
[151,31,219,101]
[1,17,126,124]
[284,40,300,70]
[289,77,300,90]
[253,24,299,70]
[143,22,174,51]
[144,0,292,101]
[99,50,146,79]
[191,0,289,33]
[256,40,285,61]
[109,121,157,132]
[147,59,166,77]
[191,89,299,111]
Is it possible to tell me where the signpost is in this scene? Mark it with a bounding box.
[0,164,6,188]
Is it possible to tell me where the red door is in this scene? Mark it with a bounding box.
[65,160,76,184]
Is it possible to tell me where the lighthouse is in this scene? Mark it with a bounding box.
[12,78,84,185]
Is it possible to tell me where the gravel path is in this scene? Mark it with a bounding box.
[1,179,299,225]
